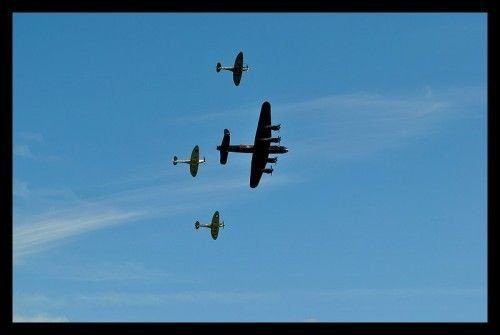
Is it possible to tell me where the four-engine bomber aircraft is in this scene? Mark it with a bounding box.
[217,101,288,188]
[216,51,249,86]
[195,211,225,240]
[172,145,206,177]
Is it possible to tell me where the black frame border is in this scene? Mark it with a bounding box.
[1,1,496,334]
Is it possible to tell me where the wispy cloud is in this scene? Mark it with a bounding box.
[306,287,485,300]
[14,208,142,260]
[14,131,62,162]
[13,313,68,322]
[13,179,30,198]
[45,261,188,283]
[167,101,259,125]
[12,173,235,261]
[13,86,485,262]
[15,291,277,309]
[14,132,42,159]
[76,291,275,306]
[15,286,484,309]
[277,86,485,161]
[14,293,68,310]
[17,131,44,143]
[166,86,485,162]
[76,163,175,193]
[13,170,300,262]
[13,144,34,158]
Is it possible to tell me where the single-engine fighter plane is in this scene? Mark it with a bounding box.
[216,51,249,86]
[172,145,206,177]
[216,101,288,188]
[195,211,225,240]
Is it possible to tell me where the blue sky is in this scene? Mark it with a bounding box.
[13,13,487,322]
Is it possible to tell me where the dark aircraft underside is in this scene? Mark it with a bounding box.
[216,101,288,188]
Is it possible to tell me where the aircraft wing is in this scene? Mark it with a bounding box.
[234,51,243,69]
[190,145,200,177]
[232,52,244,86]
[249,102,271,188]
[233,72,242,86]
[211,211,220,240]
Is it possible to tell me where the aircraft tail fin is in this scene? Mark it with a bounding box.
[218,129,230,164]
[172,156,178,165]
[216,62,222,73]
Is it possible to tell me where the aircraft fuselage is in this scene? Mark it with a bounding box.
[217,144,288,154]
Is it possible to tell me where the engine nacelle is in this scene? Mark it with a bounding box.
[216,62,222,73]
[259,136,281,144]
[172,156,178,165]
[195,221,200,229]
[262,167,274,175]
[267,157,278,164]
[266,124,281,131]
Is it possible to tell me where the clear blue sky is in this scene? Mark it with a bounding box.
[13,13,487,322]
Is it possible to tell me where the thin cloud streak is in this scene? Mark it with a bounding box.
[165,86,485,162]
[306,287,485,299]
[13,144,34,158]
[13,314,68,323]
[14,209,142,259]
[17,131,44,143]
[43,261,193,284]
[14,131,63,162]
[14,86,484,261]
[13,179,30,198]
[277,87,485,161]
[16,286,483,308]
[14,171,301,262]
[76,291,275,305]
[168,101,259,125]
[12,180,229,261]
